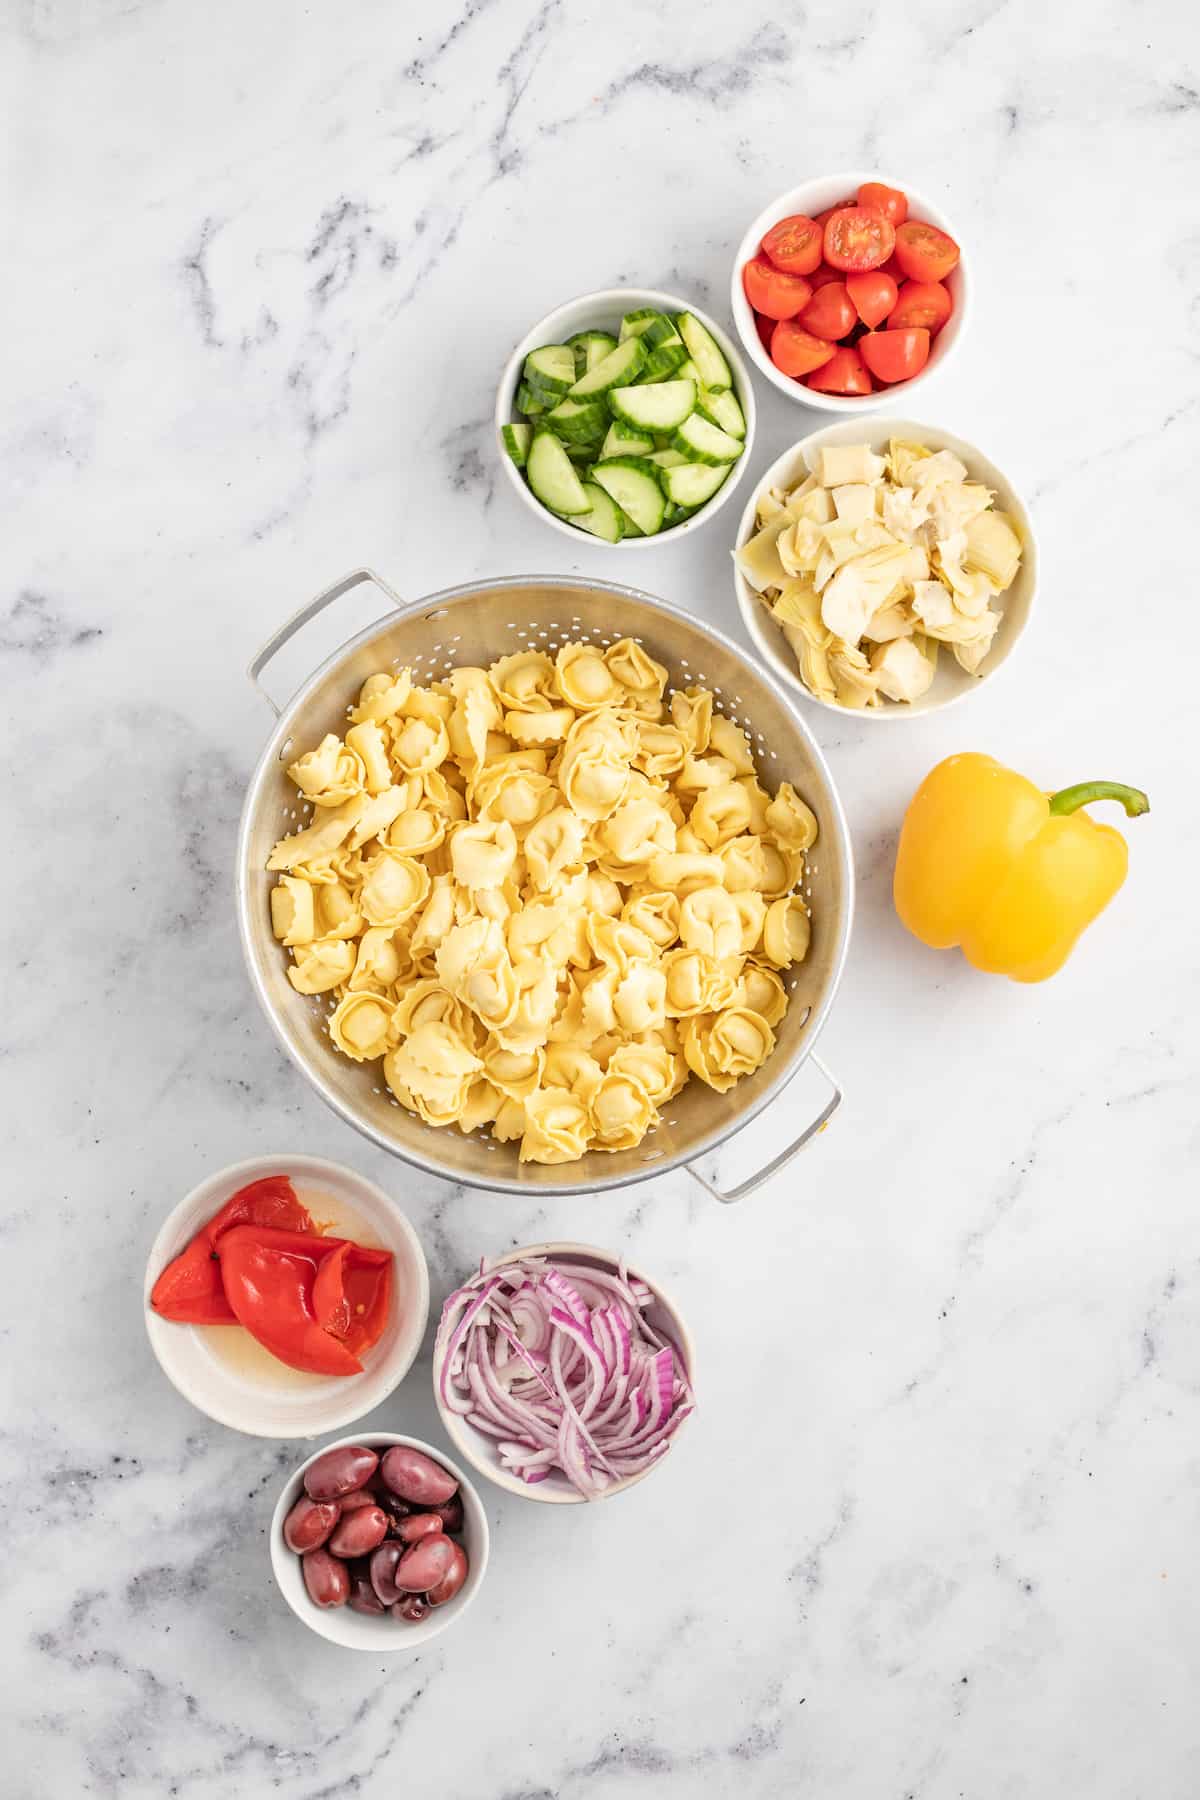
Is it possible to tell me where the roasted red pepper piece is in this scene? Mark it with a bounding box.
[215,1226,391,1377]
[312,1241,393,1358]
[150,1177,311,1324]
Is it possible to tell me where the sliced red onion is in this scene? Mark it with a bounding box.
[437,1254,693,1499]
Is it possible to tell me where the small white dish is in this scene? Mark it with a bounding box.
[270,1433,489,1651]
[494,286,756,546]
[432,1241,696,1505]
[732,416,1038,720]
[730,173,970,413]
[144,1154,429,1438]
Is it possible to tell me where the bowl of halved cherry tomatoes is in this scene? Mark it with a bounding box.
[731,174,968,410]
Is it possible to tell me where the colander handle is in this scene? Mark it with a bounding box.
[684,1054,842,1204]
[248,568,404,714]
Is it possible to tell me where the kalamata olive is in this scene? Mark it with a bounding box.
[376,1489,413,1526]
[348,1575,386,1616]
[395,1532,457,1593]
[397,1510,445,1544]
[380,1445,458,1506]
[338,1488,378,1514]
[329,1505,389,1558]
[426,1540,469,1607]
[434,1495,464,1533]
[369,1539,406,1606]
[303,1445,378,1503]
[302,1548,349,1609]
[393,1594,429,1623]
[283,1495,341,1554]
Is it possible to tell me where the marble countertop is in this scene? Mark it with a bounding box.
[6,0,1197,1793]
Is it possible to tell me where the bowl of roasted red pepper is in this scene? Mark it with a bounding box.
[731,173,970,410]
[144,1155,429,1437]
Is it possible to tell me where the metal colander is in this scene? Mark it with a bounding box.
[236,572,853,1201]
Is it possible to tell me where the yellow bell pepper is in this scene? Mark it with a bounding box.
[894,753,1149,983]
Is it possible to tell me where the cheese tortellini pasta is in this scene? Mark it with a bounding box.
[268,637,816,1163]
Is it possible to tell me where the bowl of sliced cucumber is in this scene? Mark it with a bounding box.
[495,287,756,547]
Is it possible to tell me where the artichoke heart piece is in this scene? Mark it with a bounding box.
[817,445,886,487]
[782,623,836,704]
[964,510,1022,591]
[813,518,896,591]
[869,636,936,703]
[734,513,793,593]
[820,544,914,644]
[862,601,915,643]
[770,577,826,633]
[887,439,933,485]
[831,482,879,524]
[827,642,881,710]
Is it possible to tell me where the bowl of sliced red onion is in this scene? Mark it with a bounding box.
[433,1244,696,1505]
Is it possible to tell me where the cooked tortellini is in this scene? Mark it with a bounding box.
[268,638,817,1163]
[735,439,1023,708]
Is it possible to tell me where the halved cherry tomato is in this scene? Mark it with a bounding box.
[814,197,856,230]
[857,181,908,227]
[877,253,905,282]
[846,270,898,328]
[770,320,837,378]
[754,310,774,351]
[805,345,873,395]
[860,327,930,384]
[823,207,895,272]
[808,265,843,290]
[799,280,856,341]
[742,255,812,320]
[888,279,953,334]
[894,221,960,282]
[761,214,823,276]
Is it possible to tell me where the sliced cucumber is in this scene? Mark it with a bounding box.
[609,378,696,433]
[567,335,646,398]
[696,385,746,439]
[516,381,549,416]
[502,422,532,467]
[568,330,618,377]
[638,342,689,383]
[647,448,688,469]
[545,396,610,443]
[675,313,732,392]
[527,430,591,516]
[573,481,625,543]
[675,357,702,384]
[673,412,743,465]
[619,309,665,342]
[618,311,675,350]
[523,344,575,395]
[662,501,696,527]
[589,457,666,536]
[601,420,654,459]
[661,461,730,509]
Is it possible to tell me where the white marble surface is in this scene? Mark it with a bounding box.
[5,0,1198,1793]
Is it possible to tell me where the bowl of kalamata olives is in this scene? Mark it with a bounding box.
[270,1433,490,1649]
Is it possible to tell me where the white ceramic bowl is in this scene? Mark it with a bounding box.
[730,173,970,413]
[495,287,756,546]
[144,1154,429,1437]
[432,1241,696,1506]
[270,1433,489,1651]
[732,417,1038,721]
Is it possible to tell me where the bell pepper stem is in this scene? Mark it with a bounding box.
[1047,780,1150,819]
